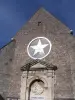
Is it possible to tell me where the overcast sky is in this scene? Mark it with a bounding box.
[0,0,75,48]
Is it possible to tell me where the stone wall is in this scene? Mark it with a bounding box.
[0,8,75,99]
[0,40,16,99]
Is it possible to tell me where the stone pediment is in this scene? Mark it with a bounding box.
[31,63,46,68]
[21,59,57,71]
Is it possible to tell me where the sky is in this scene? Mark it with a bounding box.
[0,0,75,48]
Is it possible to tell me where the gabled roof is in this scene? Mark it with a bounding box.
[14,7,71,40]
[21,59,57,71]
[0,7,74,51]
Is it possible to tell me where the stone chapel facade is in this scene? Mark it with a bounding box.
[0,8,75,100]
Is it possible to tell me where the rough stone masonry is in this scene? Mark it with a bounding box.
[0,8,75,100]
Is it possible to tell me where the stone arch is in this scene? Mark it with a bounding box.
[27,76,48,88]
[28,79,45,100]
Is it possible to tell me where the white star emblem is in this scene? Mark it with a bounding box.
[30,39,49,55]
[27,37,52,59]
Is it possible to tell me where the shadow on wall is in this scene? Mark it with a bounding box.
[0,95,4,100]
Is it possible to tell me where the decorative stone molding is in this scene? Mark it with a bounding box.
[20,60,57,100]
[21,59,57,71]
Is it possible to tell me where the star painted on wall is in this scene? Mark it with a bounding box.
[30,39,49,55]
[27,37,52,59]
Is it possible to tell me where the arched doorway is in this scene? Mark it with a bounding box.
[20,60,57,100]
[29,79,45,100]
